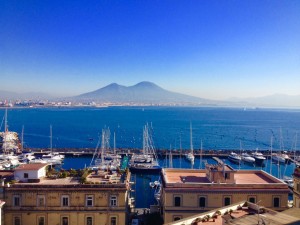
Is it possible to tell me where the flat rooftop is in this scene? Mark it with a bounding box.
[11,170,126,187]
[163,169,284,185]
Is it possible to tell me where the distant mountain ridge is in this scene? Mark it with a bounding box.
[72,81,219,105]
[228,94,300,108]
[1,82,300,107]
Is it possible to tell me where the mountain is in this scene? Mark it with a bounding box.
[72,81,221,105]
[228,94,300,108]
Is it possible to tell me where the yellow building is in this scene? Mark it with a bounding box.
[293,166,300,208]
[160,163,290,224]
[1,164,132,225]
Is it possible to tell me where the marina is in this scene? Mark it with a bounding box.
[0,107,300,209]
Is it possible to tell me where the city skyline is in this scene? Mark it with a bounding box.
[1,0,300,100]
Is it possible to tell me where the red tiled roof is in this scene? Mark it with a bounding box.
[14,163,48,171]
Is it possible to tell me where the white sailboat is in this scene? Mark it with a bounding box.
[185,122,195,164]
[41,125,64,165]
[129,123,160,172]
[90,128,120,171]
[272,129,290,164]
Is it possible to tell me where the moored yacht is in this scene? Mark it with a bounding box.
[241,152,255,164]
[228,152,242,164]
[185,122,195,164]
[251,150,266,165]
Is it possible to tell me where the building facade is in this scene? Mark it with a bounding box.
[160,163,290,224]
[293,166,300,208]
[1,164,132,225]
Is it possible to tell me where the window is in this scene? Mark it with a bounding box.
[174,196,181,207]
[24,173,28,178]
[110,217,117,225]
[249,197,256,203]
[110,195,117,207]
[173,216,182,221]
[86,217,93,225]
[37,195,45,207]
[14,216,21,225]
[225,173,229,179]
[86,195,93,207]
[224,197,231,206]
[61,195,69,207]
[61,217,68,225]
[273,197,280,207]
[199,197,206,207]
[13,195,20,206]
[38,216,45,225]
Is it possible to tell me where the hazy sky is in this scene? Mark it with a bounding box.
[1,0,300,100]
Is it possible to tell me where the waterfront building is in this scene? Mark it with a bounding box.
[1,164,132,225]
[160,163,290,224]
[293,166,300,208]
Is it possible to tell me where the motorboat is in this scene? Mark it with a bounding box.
[241,153,255,164]
[228,152,242,164]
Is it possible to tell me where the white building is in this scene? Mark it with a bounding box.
[14,163,48,182]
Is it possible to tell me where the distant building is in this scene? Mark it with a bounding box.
[293,166,300,208]
[160,163,290,224]
[1,165,132,225]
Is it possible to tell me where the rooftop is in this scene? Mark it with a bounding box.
[163,168,285,185]
[164,201,300,225]
[14,163,49,171]
[10,169,129,188]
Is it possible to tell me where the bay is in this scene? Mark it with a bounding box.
[1,107,299,151]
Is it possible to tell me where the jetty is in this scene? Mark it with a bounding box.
[26,148,300,159]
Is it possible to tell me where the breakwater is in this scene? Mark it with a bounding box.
[29,147,300,158]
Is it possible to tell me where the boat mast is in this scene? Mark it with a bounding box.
[190,122,193,155]
[169,144,173,168]
[50,125,52,154]
[21,125,24,152]
[200,139,203,169]
[270,136,273,175]
[4,108,8,154]
[101,129,105,163]
[179,131,182,168]
[113,132,116,155]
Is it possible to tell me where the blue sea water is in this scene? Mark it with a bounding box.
[1,107,300,151]
[1,107,299,208]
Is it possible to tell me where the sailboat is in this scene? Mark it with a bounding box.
[90,128,120,171]
[0,108,21,154]
[129,123,161,172]
[185,122,195,164]
[272,129,290,164]
[41,125,64,165]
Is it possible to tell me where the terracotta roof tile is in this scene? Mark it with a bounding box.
[14,163,48,171]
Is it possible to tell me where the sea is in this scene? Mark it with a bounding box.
[1,106,300,207]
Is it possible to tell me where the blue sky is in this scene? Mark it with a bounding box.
[1,0,299,100]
